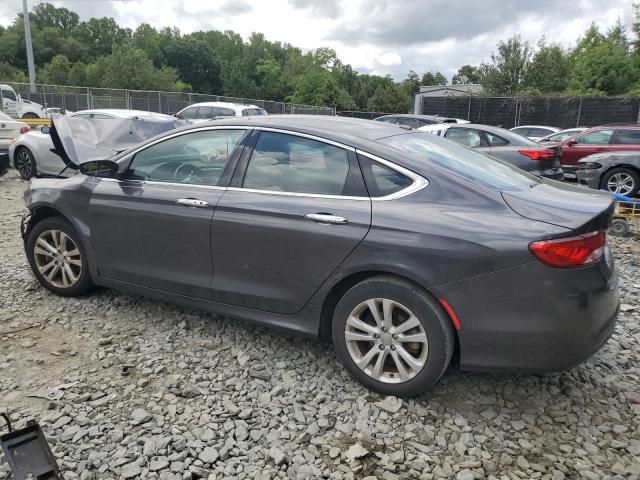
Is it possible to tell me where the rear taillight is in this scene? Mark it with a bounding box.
[518,149,555,160]
[19,126,30,134]
[529,231,606,268]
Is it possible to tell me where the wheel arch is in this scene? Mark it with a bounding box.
[317,269,461,363]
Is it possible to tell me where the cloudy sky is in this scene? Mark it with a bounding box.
[0,0,635,80]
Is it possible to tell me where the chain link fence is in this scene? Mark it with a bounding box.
[420,96,640,129]
[2,82,335,116]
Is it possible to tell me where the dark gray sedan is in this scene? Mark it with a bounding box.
[420,123,564,180]
[577,151,640,197]
[21,116,618,396]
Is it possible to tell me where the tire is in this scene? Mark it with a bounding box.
[332,276,455,397]
[610,218,630,236]
[26,216,94,297]
[14,147,36,180]
[600,167,640,197]
[21,112,39,119]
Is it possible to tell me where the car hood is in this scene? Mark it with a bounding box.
[501,180,615,235]
[49,114,186,169]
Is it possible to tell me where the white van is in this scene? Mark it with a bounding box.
[0,84,46,118]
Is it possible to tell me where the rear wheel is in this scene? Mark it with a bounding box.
[332,276,455,397]
[21,112,39,119]
[601,167,640,197]
[26,216,94,296]
[14,147,36,180]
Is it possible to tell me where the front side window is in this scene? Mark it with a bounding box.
[242,108,267,116]
[2,89,17,101]
[177,107,198,120]
[613,129,640,145]
[396,117,419,128]
[126,129,246,186]
[511,127,529,137]
[243,132,350,195]
[196,106,214,119]
[575,129,613,145]
[529,128,554,137]
[375,117,397,124]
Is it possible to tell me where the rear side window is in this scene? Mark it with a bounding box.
[511,127,529,137]
[359,156,412,197]
[197,106,214,119]
[212,107,236,117]
[381,132,541,191]
[375,117,397,124]
[242,108,267,116]
[243,132,350,195]
[485,132,508,146]
[613,129,640,145]
[396,117,419,128]
[529,128,554,137]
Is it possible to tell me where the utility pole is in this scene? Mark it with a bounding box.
[23,0,36,93]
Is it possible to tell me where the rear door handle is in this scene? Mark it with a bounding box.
[176,198,209,208]
[305,213,348,225]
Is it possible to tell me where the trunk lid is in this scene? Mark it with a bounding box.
[501,180,614,235]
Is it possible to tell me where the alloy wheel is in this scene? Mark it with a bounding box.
[15,149,34,179]
[33,229,82,289]
[607,172,635,196]
[344,298,429,383]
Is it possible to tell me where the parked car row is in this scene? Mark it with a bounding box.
[374,113,640,197]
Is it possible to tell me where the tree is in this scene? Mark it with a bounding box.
[39,54,72,85]
[402,70,421,96]
[163,37,222,94]
[479,35,531,95]
[567,24,636,95]
[421,71,447,85]
[523,40,570,93]
[289,70,356,110]
[30,3,79,31]
[367,84,412,113]
[452,65,480,84]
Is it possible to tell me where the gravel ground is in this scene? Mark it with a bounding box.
[1,169,640,480]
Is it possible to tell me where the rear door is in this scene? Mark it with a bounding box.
[210,129,371,314]
[89,127,248,298]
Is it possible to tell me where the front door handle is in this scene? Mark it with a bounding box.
[176,198,209,208]
[305,213,348,225]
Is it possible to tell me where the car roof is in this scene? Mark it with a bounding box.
[511,125,559,130]
[182,101,261,110]
[71,109,173,119]
[376,113,456,121]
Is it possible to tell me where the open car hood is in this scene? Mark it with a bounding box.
[49,114,186,169]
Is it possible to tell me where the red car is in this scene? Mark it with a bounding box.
[550,125,640,180]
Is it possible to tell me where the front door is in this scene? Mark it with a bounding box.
[89,128,248,298]
[561,129,613,165]
[1,88,18,117]
[210,130,371,314]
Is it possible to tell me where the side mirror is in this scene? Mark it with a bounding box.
[566,140,577,146]
[40,126,50,134]
[78,160,118,178]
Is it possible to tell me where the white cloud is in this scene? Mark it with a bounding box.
[0,0,634,81]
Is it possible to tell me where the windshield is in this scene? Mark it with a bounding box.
[380,132,541,191]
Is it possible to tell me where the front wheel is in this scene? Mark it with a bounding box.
[26,216,94,296]
[14,147,36,180]
[601,167,640,197]
[21,112,39,119]
[332,276,455,397]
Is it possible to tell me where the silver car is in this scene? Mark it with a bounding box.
[9,109,178,179]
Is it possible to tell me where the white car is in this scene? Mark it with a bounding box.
[0,111,29,176]
[9,109,177,179]
[174,102,268,123]
[538,127,587,143]
[510,125,561,141]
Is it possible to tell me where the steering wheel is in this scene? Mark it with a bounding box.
[173,163,204,183]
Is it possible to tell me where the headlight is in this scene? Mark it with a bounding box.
[578,162,602,170]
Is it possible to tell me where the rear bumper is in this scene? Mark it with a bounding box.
[433,255,619,372]
[535,168,564,181]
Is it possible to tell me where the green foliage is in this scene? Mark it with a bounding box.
[421,71,447,86]
[367,84,412,113]
[452,65,480,84]
[479,35,531,95]
[1,2,640,114]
